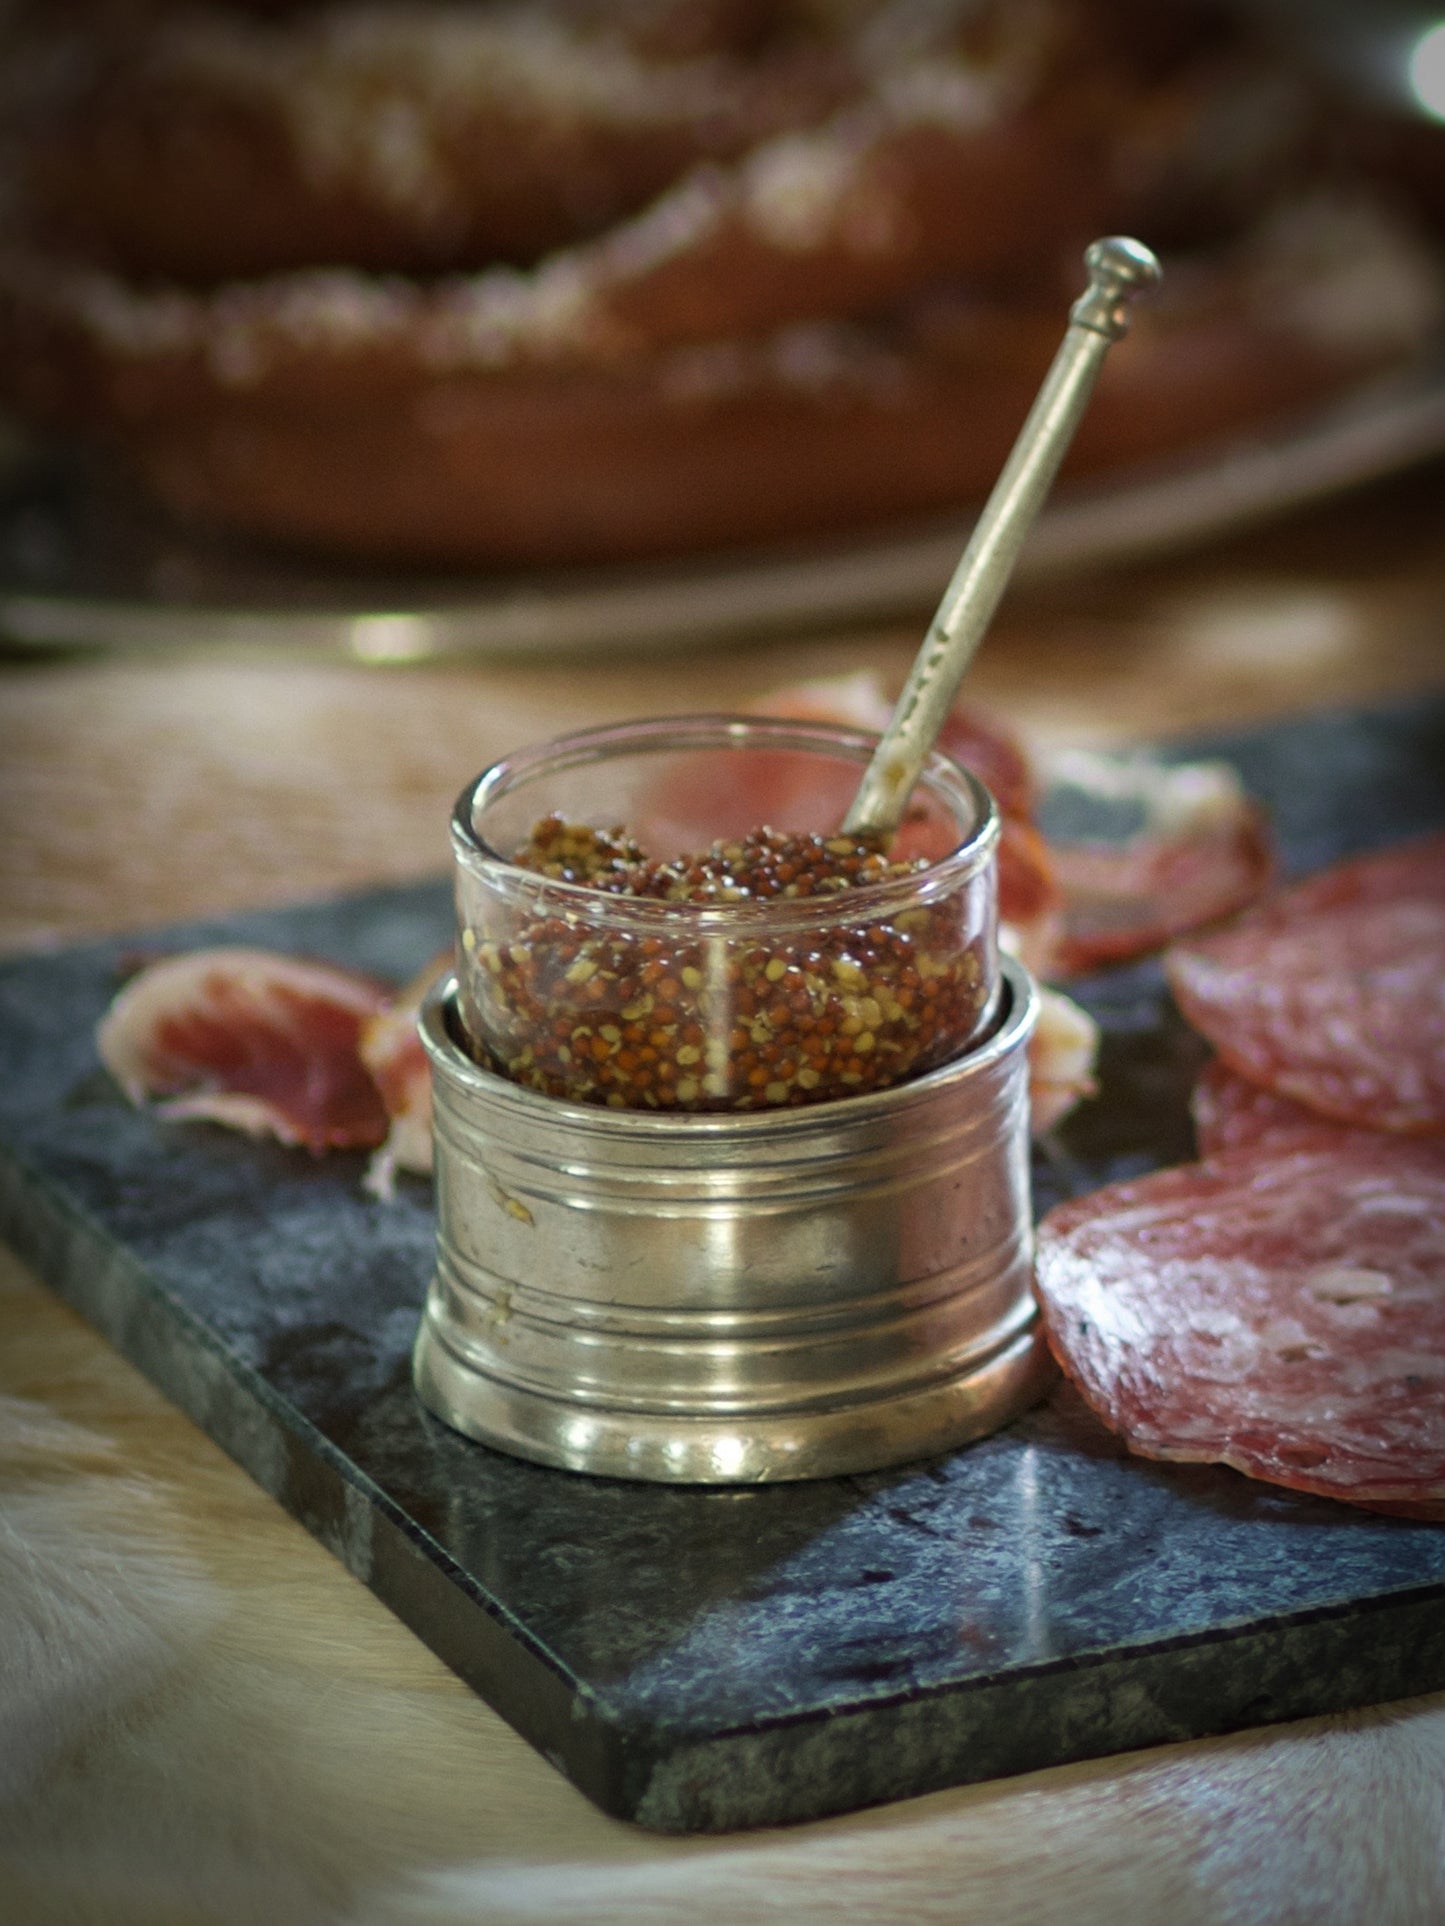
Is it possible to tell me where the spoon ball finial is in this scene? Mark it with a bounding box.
[1072,236,1162,338]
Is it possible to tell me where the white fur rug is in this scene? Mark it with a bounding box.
[2,1248,1442,1926]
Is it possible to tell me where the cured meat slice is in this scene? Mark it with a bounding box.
[994,817,1063,979]
[933,701,1038,827]
[1034,1138,1445,1518]
[751,668,1037,820]
[97,946,393,1153]
[1029,985,1100,1135]
[748,672,1061,963]
[1167,832,1445,1134]
[1190,1057,1375,1158]
[359,949,452,1195]
[1041,746,1274,974]
[749,676,1281,977]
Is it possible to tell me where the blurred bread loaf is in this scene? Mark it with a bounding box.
[0,0,1440,567]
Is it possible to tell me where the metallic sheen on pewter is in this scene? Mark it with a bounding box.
[412,959,1047,1483]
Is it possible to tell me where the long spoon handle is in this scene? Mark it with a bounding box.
[842,236,1161,841]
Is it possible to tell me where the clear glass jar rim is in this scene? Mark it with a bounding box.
[451,714,999,931]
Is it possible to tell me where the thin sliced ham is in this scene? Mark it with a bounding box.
[1035,1137,1445,1519]
[748,670,1061,963]
[359,950,452,1196]
[1029,985,1101,1135]
[749,669,1036,821]
[750,674,1275,978]
[1040,746,1275,974]
[97,946,394,1153]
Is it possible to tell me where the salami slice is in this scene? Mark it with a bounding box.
[1190,1058,1376,1158]
[1034,1138,1445,1518]
[97,946,394,1152]
[1167,833,1445,1134]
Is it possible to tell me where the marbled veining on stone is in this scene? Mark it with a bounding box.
[0,696,1442,1833]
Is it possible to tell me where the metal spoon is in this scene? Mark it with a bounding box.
[842,236,1162,842]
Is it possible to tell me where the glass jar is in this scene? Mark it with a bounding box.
[451,714,1000,1113]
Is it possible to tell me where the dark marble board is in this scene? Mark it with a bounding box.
[1,694,1443,1835]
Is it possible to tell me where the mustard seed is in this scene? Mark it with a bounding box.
[464,818,990,1112]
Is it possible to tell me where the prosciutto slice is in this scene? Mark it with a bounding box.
[751,670,1036,815]
[748,671,1062,966]
[1029,985,1100,1135]
[97,947,394,1152]
[1040,746,1274,974]
[358,950,452,1195]
[1167,833,1445,1134]
[1034,1137,1445,1518]
[750,674,1276,978]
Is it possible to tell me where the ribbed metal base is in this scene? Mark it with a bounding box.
[413,1306,1051,1484]
[413,959,1047,1483]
